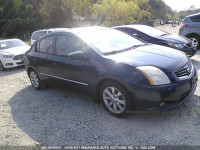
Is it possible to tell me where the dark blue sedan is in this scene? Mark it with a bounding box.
[24,27,198,116]
[114,25,196,57]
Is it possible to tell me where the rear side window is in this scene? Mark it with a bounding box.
[32,31,47,41]
[55,34,83,56]
[190,15,200,22]
[37,36,54,54]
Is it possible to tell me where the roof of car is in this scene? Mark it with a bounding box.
[33,28,69,33]
[50,26,108,35]
[71,26,107,34]
[0,38,21,42]
[37,26,108,41]
[187,13,200,18]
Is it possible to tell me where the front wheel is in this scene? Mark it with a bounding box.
[100,81,132,116]
[188,35,200,49]
[29,69,46,90]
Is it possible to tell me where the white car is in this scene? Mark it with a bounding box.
[0,39,30,71]
[31,28,68,45]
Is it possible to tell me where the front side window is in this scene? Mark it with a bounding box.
[55,34,83,56]
[37,36,54,54]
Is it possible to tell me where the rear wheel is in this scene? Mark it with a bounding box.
[29,69,46,90]
[0,61,5,71]
[100,81,132,116]
[188,35,200,49]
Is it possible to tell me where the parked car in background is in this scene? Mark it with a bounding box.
[31,28,68,45]
[0,39,30,71]
[114,25,196,57]
[179,13,200,49]
[24,27,197,116]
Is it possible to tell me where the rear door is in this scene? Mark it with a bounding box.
[52,33,91,88]
[31,35,55,77]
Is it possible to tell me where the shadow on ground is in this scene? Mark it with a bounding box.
[8,84,200,146]
[0,66,25,77]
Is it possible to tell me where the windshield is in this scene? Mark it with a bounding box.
[78,29,144,54]
[133,25,168,37]
[0,39,26,50]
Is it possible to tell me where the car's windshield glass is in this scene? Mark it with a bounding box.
[0,39,26,50]
[133,25,167,37]
[78,29,144,54]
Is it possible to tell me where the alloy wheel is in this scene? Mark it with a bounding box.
[190,38,199,49]
[30,71,40,88]
[103,86,126,114]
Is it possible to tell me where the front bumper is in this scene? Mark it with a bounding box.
[175,47,196,57]
[160,83,197,110]
[1,57,24,69]
[179,48,196,57]
[129,67,198,111]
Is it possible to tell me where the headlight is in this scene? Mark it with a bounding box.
[167,43,184,48]
[136,66,171,85]
[2,55,13,58]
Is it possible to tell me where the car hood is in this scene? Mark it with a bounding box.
[154,34,191,44]
[107,44,188,73]
[0,46,30,55]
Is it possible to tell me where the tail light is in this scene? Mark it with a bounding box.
[180,24,188,29]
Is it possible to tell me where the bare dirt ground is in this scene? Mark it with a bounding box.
[0,25,200,148]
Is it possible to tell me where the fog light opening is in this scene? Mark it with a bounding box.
[5,63,13,66]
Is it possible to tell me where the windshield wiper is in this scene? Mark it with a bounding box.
[126,44,146,49]
[104,44,147,55]
[161,33,169,36]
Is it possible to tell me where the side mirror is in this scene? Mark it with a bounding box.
[68,51,88,61]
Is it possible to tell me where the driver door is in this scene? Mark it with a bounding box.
[52,33,91,88]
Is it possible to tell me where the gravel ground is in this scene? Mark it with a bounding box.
[0,25,200,148]
[156,24,180,34]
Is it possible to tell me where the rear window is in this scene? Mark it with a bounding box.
[131,25,167,37]
[37,36,54,54]
[117,27,134,35]
[32,31,47,41]
[190,15,200,22]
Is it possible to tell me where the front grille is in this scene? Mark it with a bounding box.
[13,54,23,60]
[174,62,192,78]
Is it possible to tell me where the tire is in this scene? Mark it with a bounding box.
[188,35,200,50]
[29,69,46,90]
[100,81,132,116]
[0,61,5,71]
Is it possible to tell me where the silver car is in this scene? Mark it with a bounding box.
[179,13,200,49]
